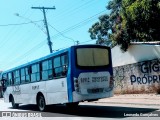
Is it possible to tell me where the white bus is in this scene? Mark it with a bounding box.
[0,45,114,111]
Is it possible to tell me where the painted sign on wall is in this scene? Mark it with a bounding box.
[113,59,160,94]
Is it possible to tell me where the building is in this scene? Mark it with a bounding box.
[112,42,160,94]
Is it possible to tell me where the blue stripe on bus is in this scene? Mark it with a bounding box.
[67,47,73,102]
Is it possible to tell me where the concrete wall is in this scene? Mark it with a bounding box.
[112,44,160,67]
[112,44,160,94]
[113,59,160,94]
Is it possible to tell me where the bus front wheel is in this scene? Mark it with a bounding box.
[11,97,19,109]
[37,95,46,111]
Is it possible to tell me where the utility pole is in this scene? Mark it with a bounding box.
[31,7,55,53]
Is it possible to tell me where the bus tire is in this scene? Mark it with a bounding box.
[37,95,46,112]
[11,96,19,109]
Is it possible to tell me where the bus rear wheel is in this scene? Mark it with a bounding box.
[11,97,19,109]
[37,95,46,111]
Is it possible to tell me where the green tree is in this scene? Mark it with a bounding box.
[89,0,160,51]
[107,0,124,49]
[88,14,111,46]
[89,0,123,48]
[122,0,160,42]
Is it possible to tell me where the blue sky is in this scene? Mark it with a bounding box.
[0,0,110,70]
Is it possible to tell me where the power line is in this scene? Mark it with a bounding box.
[9,10,105,61]
[48,23,76,45]
[0,20,42,47]
[0,20,42,27]
[0,17,48,60]
[51,10,106,40]
[0,19,43,48]
[0,19,45,51]
[2,40,46,70]
[2,9,105,59]
[3,38,96,70]
[15,14,47,34]
[0,0,40,46]
[1,8,106,69]
[54,0,94,20]
[0,0,48,69]
[79,40,95,44]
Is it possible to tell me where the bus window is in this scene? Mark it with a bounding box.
[21,68,25,84]
[54,56,62,78]
[42,61,48,80]
[13,70,20,85]
[53,53,68,78]
[54,57,61,68]
[25,67,30,83]
[2,73,9,86]
[42,59,53,80]
[8,72,13,85]
[48,59,53,79]
[31,64,40,82]
[21,67,30,83]
[2,73,7,80]
[61,54,68,75]
[76,48,109,67]
[61,54,68,66]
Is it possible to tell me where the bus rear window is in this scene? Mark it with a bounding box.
[76,48,109,67]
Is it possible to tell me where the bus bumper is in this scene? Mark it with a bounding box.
[72,90,114,102]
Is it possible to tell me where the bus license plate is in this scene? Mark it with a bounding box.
[87,88,103,93]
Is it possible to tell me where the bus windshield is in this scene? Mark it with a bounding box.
[76,48,109,67]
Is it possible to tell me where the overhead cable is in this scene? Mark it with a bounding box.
[0,20,42,27]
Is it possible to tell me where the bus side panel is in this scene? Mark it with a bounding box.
[28,82,46,104]
[46,78,68,105]
[4,86,22,104]
[3,87,11,103]
[20,84,32,104]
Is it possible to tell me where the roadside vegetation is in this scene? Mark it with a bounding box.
[89,0,160,51]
